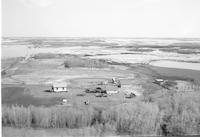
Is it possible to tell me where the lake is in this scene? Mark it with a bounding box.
[150,60,200,71]
[2,37,200,65]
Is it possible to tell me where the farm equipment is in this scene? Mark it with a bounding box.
[125,93,136,98]
[95,93,107,97]
[85,87,107,94]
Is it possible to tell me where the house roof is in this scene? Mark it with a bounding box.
[53,82,67,87]
[155,79,164,82]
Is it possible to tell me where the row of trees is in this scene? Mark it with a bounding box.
[2,90,200,136]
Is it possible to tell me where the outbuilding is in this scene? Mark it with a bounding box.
[107,90,118,94]
[111,77,121,88]
[51,82,68,92]
[154,79,164,85]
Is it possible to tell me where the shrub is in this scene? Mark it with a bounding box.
[102,102,159,135]
[158,91,200,136]
[32,53,58,59]
[2,105,32,128]
[2,91,200,136]
[2,105,95,128]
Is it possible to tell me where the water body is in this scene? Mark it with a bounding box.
[2,37,200,65]
[150,60,200,71]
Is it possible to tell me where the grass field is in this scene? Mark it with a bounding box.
[2,127,111,137]
[2,86,62,107]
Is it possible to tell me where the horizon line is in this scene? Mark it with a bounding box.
[2,36,200,39]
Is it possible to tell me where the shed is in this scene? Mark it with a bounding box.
[156,79,164,82]
[107,90,118,94]
[52,82,67,92]
[154,79,164,84]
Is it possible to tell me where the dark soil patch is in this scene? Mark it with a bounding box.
[2,86,62,107]
[149,65,200,83]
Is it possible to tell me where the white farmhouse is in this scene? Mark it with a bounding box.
[52,82,68,92]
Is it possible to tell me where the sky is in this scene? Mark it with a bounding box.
[2,0,200,37]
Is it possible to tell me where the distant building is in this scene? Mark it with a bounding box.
[52,82,67,92]
[107,90,118,94]
[62,99,68,105]
[154,79,164,85]
[110,77,121,88]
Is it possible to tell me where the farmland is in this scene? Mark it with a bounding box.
[2,38,200,136]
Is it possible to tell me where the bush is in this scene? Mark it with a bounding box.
[102,102,160,135]
[32,53,58,59]
[2,105,32,128]
[158,91,200,136]
[2,105,95,128]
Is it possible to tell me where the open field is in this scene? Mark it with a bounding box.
[2,127,114,137]
[3,128,200,137]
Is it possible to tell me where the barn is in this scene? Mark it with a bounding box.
[51,82,67,92]
[154,79,164,85]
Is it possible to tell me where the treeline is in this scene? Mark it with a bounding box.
[31,53,109,68]
[2,91,200,136]
[64,56,108,68]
